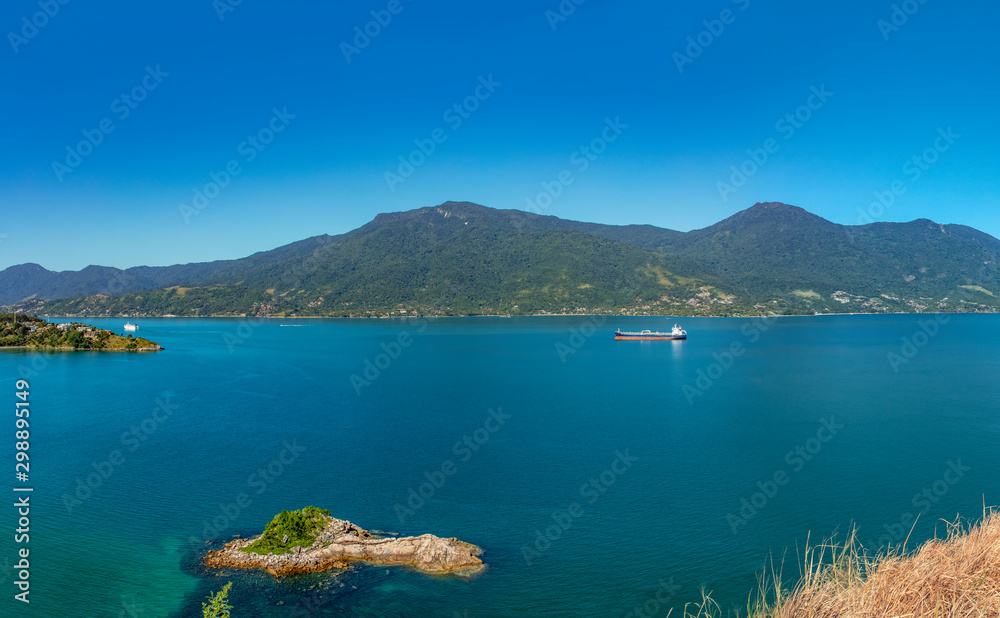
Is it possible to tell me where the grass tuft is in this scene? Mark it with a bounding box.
[670,508,1000,617]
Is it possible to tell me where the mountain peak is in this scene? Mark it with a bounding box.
[752,201,793,207]
[367,201,488,227]
[748,202,813,216]
[703,202,833,233]
[2,263,47,273]
[436,201,485,210]
[430,201,490,219]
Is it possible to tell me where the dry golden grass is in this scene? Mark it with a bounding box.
[672,510,1000,618]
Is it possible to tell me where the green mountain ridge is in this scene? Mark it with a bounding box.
[4,201,1000,317]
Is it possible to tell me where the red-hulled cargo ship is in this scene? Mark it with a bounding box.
[614,324,687,341]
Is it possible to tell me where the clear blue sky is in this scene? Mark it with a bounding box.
[1,0,997,271]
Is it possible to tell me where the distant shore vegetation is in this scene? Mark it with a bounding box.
[8,287,999,321]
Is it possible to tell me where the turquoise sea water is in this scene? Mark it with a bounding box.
[2,314,999,616]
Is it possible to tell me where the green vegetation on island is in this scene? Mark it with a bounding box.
[0,313,161,351]
[240,506,331,555]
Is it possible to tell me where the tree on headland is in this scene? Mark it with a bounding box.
[202,582,232,618]
[0,314,161,350]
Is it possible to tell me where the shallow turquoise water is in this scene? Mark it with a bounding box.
[2,314,999,616]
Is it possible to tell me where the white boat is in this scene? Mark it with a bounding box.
[123,323,138,332]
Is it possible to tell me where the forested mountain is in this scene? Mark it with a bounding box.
[4,201,998,317]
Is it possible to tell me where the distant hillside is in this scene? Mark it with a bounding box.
[658,203,1000,306]
[0,235,336,306]
[3,201,999,317]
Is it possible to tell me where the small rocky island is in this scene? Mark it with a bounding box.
[203,507,484,577]
[0,314,162,351]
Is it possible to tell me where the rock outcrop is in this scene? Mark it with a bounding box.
[203,515,484,577]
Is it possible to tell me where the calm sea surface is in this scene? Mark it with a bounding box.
[2,314,999,616]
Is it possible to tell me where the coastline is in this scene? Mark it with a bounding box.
[0,345,163,352]
[30,310,991,320]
